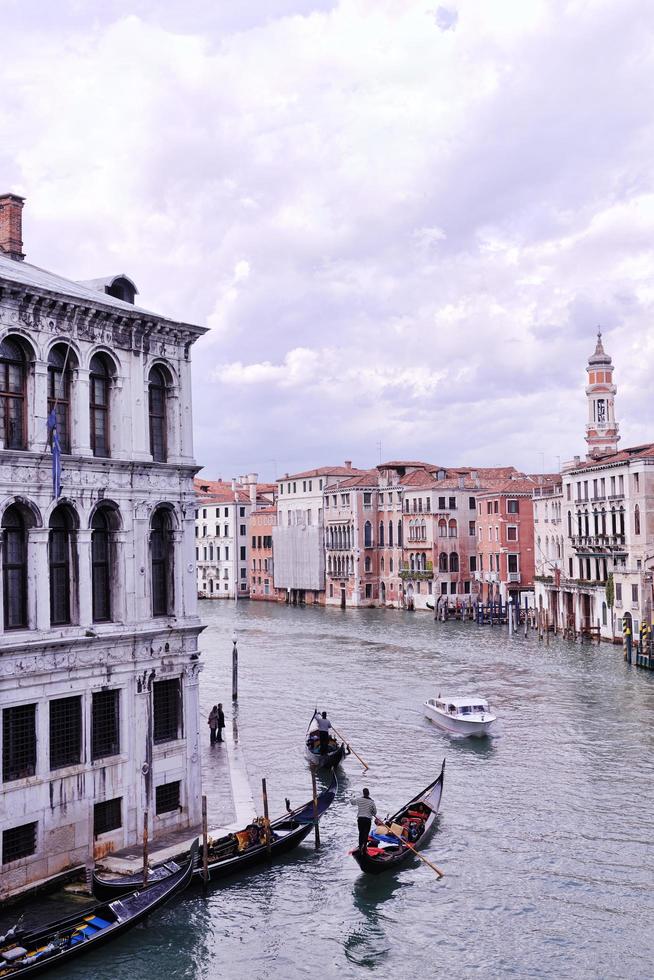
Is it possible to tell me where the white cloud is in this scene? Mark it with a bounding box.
[2,0,654,477]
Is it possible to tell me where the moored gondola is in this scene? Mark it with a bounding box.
[0,840,197,977]
[351,761,445,875]
[304,711,347,769]
[92,774,337,899]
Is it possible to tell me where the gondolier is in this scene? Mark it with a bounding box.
[316,711,332,754]
[351,788,377,851]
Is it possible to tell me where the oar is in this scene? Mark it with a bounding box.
[390,834,444,879]
[330,725,369,771]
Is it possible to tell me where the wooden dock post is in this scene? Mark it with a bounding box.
[202,794,209,894]
[232,632,238,702]
[142,810,149,888]
[311,770,320,849]
[262,778,272,856]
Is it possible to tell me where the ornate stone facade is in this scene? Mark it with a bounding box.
[0,234,205,898]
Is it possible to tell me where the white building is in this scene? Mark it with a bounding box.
[0,194,205,899]
[533,479,564,629]
[536,333,654,640]
[273,463,363,604]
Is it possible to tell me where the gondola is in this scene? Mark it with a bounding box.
[304,711,347,769]
[0,840,197,978]
[351,761,445,875]
[92,774,337,899]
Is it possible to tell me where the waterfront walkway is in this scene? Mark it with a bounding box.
[100,720,255,874]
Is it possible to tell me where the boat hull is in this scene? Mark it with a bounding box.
[351,763,445,876]
[304,742,346,769]
[424,704,495,737]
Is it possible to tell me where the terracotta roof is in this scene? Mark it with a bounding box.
[330,469,381,490]
[570,443,654,472]
[379,460,438,469]
[277,465,365,481]
[476,478,541,495]
[194,478,251,504]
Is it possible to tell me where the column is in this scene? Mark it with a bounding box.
[182,664,202,826]
[77,529,93,628]
[166,389,183,465]
[30,361,48,452]
[130,353,150,462]
[73,368,92,457]
[178,358,195,463]
[134,511,150,622]
[172,529,184,618]
[27,528,50,631]
[112,531,128,624]
[180,514,197,619]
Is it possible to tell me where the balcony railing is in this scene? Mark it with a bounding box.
[570,534,626,551]
[508,572,521,583]
[400,560,433,573]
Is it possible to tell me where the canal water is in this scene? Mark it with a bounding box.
[48,602,654,977]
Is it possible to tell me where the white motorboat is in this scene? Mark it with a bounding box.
[424,695,496,737]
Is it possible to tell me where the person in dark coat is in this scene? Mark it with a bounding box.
[217,703,226,742]
[208,705,220,745]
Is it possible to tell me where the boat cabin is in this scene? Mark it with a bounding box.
[429,697,490,717]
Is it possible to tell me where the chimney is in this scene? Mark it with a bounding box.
[345,460,352,469]
[0,194,25,261]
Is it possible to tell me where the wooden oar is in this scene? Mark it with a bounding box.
[330,725,369,771]
[390,834,444,879]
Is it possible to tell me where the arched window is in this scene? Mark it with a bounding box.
[583,511,589,536]
[151,508,174,616]
[380,556,385,573]
[365,556,371,572]
[379,521,384,547]
[449,552,459,573]
[438,552,448,572]
[389,557,394,573]
[91,509,111,622]
[438,519,447,538]
[602,602,607,626]
[619,507,625,536]
[148,366,168,462]
[593,510,599,535]
[635,505,641,536]
[601,509,606,535]
[49,505,75,626]
[48,345,74,455]
[421,552,427,570]
[0,337,27,450]
[397,520,402,547]
[567,512,572,537]
[2,504,28,629]
[89,353,112,458]
[364,521,372,548]
[388,521,393,547]
[448,519,457,538]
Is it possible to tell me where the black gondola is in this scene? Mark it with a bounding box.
[92,774,337,900]
[304,711,347,769]
[351,761,445,875]
[0,840,197,978]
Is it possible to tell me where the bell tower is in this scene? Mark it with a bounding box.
[585,330,619,459]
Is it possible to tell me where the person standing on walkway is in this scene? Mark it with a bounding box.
[316,711,332,754]
[208,705,220,745]
[351,788,377,851]
[217,703,226,742]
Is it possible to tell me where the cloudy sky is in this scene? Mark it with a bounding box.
[2,0,653,480]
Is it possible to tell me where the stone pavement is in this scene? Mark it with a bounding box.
[99,723,255,873]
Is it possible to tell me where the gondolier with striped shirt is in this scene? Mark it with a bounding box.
[352,788,377,851]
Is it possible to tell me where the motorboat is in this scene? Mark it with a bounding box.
[424,695,496,737]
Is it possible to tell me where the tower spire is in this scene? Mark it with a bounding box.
[585,329,619,460]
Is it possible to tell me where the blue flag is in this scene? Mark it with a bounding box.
[47,409,62,500]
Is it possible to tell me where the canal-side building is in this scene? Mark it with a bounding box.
[0,194,206,899]
[532,478,564,629]
[249,505,276,600]
[194,474,275,599]
[273,463,363,604]
[537,334,654,640]
[324,469,382,607]
[475,477,544,605]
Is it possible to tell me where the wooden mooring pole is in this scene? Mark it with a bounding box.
[262,778,272,856]
[142,810,149,888]
[311,770,320,849]
[202,794,209,894]
[232,633,238,702]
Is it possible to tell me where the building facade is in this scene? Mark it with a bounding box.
[249,506,276,600]
[0,195,205,898]
[273,464,363,604]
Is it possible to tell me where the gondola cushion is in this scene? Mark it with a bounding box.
[2,947,27,961]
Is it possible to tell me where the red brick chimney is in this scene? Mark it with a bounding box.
[0,194,25,261]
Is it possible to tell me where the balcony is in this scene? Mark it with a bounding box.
[508,572,521,583]
[570,534,626,552]
[399,560,433,581]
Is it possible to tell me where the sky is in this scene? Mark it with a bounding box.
[2,0,654,481]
